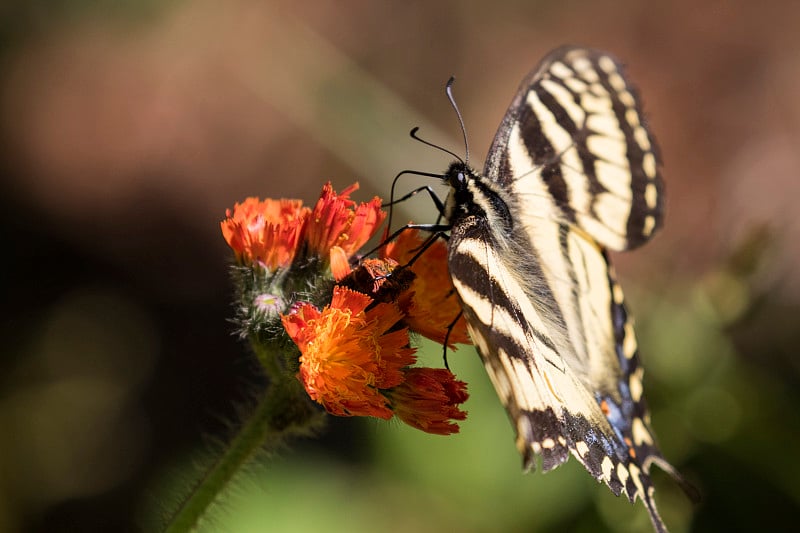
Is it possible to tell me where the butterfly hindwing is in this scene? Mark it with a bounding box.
[442,47,690,533]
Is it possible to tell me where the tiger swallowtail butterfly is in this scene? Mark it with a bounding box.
[415,46,694,532]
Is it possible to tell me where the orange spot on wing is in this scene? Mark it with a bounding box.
[624,437,637,458]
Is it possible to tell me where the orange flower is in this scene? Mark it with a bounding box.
[386,367,469,435]
[221,197,309,270]
[304,182,386,263]
[382,229,471,347]
[282,286,416,419]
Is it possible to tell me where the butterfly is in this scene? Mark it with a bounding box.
[428,46,695,532]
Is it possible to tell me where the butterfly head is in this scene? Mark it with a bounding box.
[445,161,474,188]
[441,161,473,221]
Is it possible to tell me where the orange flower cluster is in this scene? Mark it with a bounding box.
[282,286,468,434]
[220,182,385,272]
[222,182,471,435]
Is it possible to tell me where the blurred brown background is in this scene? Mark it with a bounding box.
[1,1,799,532]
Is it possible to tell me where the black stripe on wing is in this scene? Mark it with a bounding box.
[448,245,561,357]
[516,99,576,224]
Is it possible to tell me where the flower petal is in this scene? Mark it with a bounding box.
[329,246,352,281]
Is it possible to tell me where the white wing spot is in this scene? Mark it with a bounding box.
[643,214,656,236]
[617,463,630,488]
[598,55,617,74]
[609,73,627,93]
[634,126,651,151]
[625,108,641,128]
[612,283,625,304]
[576,441,590,457]
[618,89,635,108]
[542,437,556,449]
[601,456,615,481]
[645,182,658,209]
[632,417,654,446]
[623,321,638,358]
[630,367,644,402]
[642,152,657,179]
[572,56,593,74]
[549,60,574,79]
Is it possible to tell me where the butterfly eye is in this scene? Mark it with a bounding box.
[448,170,466,189]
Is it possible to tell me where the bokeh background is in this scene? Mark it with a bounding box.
[1,1,799,532]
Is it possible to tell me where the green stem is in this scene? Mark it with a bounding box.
[163,356,324,533]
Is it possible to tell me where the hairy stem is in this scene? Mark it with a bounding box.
[163,347,324,533]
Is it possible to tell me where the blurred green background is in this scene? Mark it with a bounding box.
[1,1,799,532]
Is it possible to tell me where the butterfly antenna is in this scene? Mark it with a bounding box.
[409,127,464,165]
[386,169,445,234]
[445,76,469,166]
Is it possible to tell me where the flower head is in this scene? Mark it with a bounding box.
[253,293,285,316]
[221,197,309,270]
[304,182,386,264]
[386,367,469,435]
[382,229,471,347]
[282,286,416,419]
[225,184,471,437]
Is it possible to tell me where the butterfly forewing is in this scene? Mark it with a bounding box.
[443,47,689,533]
[483,46,664,252]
